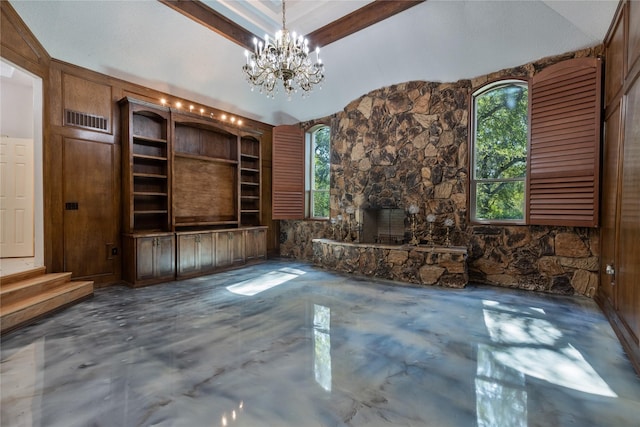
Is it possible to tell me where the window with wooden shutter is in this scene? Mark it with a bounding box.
[528,57,602,227]
[272,125,304,219]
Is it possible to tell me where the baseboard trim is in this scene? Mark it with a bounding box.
[595,290,640,376]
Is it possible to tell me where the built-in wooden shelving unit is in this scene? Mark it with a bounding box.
[119,97,266,286]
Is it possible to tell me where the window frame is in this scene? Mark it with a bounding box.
[469,78,530,225]
[305,124,331,219]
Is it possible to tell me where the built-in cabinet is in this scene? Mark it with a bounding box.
[215,229,246,269]
[121,98,171,233]
[176,231,216,279]
[240,136,262,226]
[123,232,175,286]
[120,97,267,287]
[598,0,640,375]
[245,227,267,261]
[174,227,266,279]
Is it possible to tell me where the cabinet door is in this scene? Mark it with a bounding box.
[198,232,216,272]
[215,232,233,268]
[177,234,198,277]
[230,230,245,265]
[155,235,175,279]
[136,237,156,281]
[245,229,266,261]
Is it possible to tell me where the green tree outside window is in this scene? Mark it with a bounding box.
[473,82,528,221]
[311,126,330,218]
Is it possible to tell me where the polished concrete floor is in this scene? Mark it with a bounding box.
[1,260,639,427]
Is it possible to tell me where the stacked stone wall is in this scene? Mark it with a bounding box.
[279,46,603,296]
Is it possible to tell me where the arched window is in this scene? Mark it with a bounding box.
[471,80,529,223]
[306,125,330,218]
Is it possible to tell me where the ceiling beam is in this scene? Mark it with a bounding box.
[307,0,426,47]
[158,0,256,50]
[159,0,425,51]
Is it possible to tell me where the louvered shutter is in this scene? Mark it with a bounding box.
[272,125,305,219]
[528,57,602,227]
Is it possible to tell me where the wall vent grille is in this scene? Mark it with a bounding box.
[64,109,108,132]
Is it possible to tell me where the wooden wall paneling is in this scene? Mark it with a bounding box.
[62,73,112,134]
[605,4,626,107]
[49,67,64,127]
[628,0,640,75]
[0,2,49,75]
[44,133,64,272]
[260,128,278,254]
[617,73,640,348]
[173,157,237,225]
[599,100,623,305]
[62,138,118,283]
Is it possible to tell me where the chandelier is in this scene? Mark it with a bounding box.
[242,0,325,97]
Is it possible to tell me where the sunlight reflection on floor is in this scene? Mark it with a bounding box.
[225,267,306,296]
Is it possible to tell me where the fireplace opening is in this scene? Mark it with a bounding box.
[360,208,405,244]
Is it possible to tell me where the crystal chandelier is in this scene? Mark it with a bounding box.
[242,0,325,97]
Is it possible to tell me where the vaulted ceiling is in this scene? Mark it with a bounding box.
[9,0,618,125]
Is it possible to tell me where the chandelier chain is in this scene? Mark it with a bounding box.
[282,0,286,31]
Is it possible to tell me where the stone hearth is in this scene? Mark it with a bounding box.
[312,239,468,288]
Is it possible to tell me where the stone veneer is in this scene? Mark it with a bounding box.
[280,46,602,296]
[313,239,468,288]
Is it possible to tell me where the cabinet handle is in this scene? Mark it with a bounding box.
[228,232,233,240]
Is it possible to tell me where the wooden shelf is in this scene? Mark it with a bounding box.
[134,210,169,215]
[133,173,167,179]
[174,152,238,165]
[134,192,168,197]
[175,220,239,227]
[121,98,172,235]
[241,153,259,160]
[241,210,260,213]
[133,153,168,162]
[241,195,260,200]
[133,135,167,145]
[241,181,259,186]
[241,167,259,173]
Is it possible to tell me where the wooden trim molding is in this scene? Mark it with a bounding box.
[595,291,640,375]
[0,1,50,74]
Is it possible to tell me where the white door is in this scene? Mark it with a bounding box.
[0,137,34,257]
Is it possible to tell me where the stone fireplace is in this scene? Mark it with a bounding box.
[360,208,405,244]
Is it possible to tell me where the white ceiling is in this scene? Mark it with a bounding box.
[8,0,618,126]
